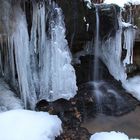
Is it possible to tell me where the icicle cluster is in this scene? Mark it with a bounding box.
[0,1,77,109]
[100,12,136,82]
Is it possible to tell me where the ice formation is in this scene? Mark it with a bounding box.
[0,1,77,109]
[81,3,140,101]
[0,109,62,140]
[0,78,23,112]
[123,28,136,66]
[99,11,140,100]
[90,131,139,140]
[100,29,127,81]
[38,4,77,101]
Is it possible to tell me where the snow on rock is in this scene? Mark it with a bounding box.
[122,22,133,28]
[104,0,140,7]
[84,0,92,9]
[0,109,62,140]
[0,79,23,112]
[90,131,139,140]
[123,76,140,101]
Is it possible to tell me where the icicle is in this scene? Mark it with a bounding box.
[39,4,77,101]
[10,6,37,109]
[0,1,77,108]
[100,29,127,82]
[100,11,127,82]
[123,28,136,66]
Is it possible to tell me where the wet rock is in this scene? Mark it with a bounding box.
[74,55,114,85]
[77,79,139,117]
[35,98,82,123]
[56,126,91,140]
[52,1,121,53]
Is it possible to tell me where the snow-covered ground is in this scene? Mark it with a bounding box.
[0,79,62,140]
[0,109,62,140]
[90,131,139,140]
[104,0,140,7]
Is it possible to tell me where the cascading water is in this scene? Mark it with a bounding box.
[0,1,77,109]
[92,5,104,112]
[93,5,100,81]
[87,4,136,113]
[99,8,139,101]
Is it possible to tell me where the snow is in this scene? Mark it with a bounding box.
[123,76,140,100]
[84,0,92,9]
[90,131,139,140]
[104,0,140,7]
[0,109,62,140]
[0,79,23,112]
[122,22,133,28]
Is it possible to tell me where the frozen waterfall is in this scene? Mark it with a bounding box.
[0,1,77,109]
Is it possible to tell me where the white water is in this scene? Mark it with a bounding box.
[0,2,77,109]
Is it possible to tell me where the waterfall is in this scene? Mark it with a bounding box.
[93,5,100,81]
[99,9,140,101]
[0,1,77,109]
[38,3,77,101]
[85,4,136,113]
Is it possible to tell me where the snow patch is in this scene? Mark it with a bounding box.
[90,131,139,140]
[0,109,62,140]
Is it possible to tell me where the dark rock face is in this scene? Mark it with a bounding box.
[77,80,139,117]
[74,55,139,116]
[53,1,120,53]
[35,98,82,122]
[56,126,91,140]
[74,55,112,85]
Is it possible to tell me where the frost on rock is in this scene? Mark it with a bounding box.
[90,131,139,140]
[0,109,62,140]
